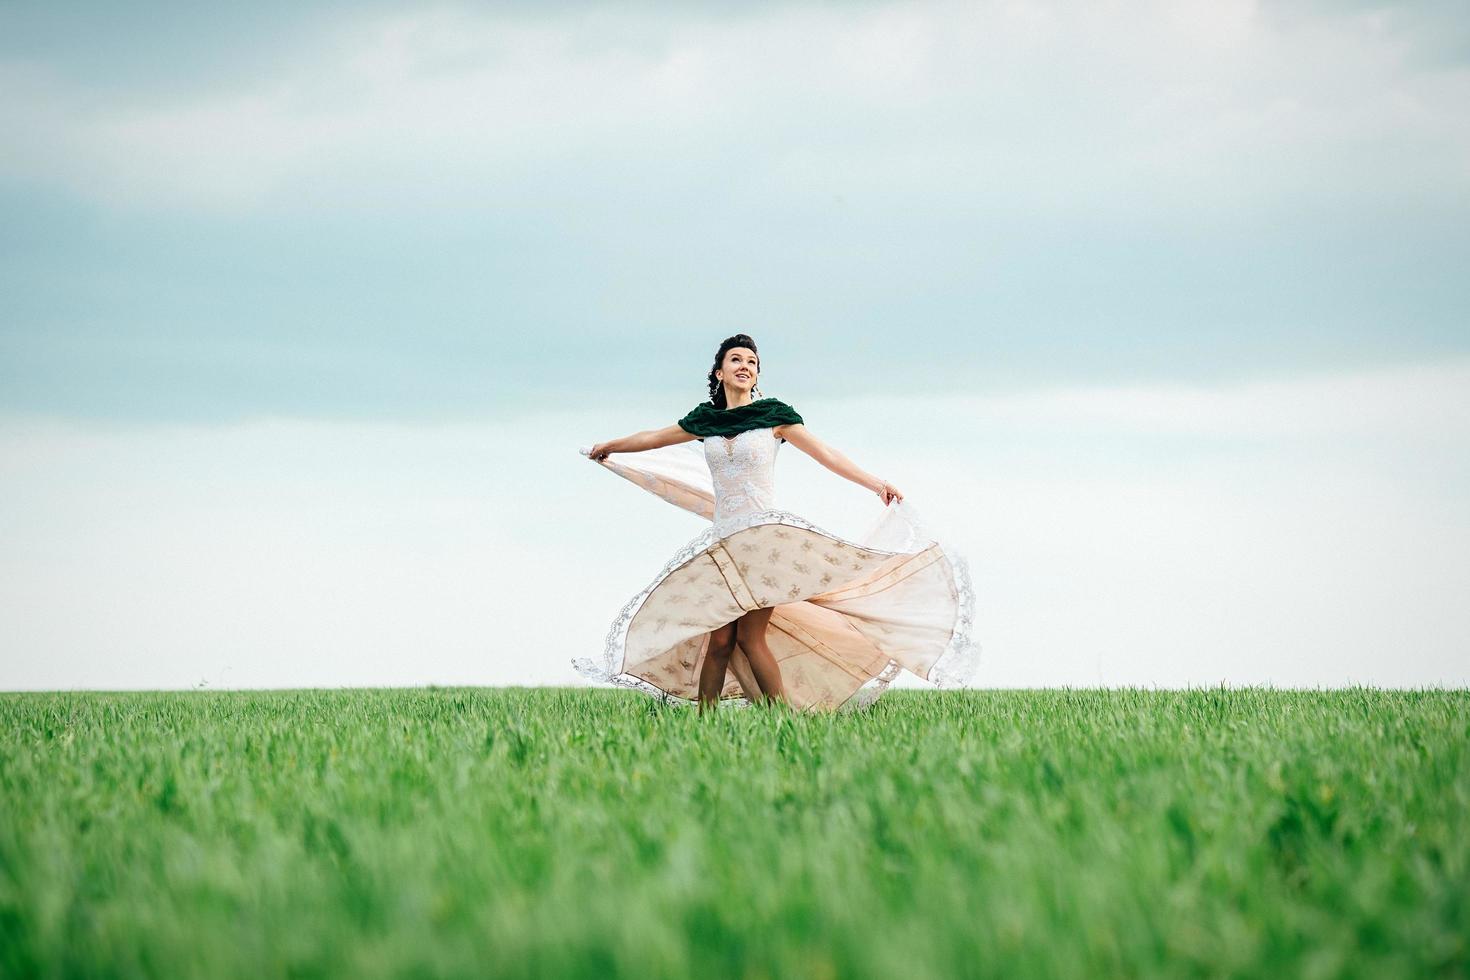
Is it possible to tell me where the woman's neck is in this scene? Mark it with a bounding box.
[722,388,757,410]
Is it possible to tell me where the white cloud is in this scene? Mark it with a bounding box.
[849,357,1470,442]
[2,357,1466,691]
[1,0,1466,215]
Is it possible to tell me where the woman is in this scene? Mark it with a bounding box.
[577,334,979,713]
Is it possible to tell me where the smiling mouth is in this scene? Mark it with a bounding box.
[735,374,750,380]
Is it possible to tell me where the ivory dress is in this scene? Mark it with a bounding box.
[573,398,980,711]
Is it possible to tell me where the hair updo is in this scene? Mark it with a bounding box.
[706,334,760,408]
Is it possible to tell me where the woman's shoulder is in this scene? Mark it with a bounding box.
[676,401,716,435]
[760,396,803,424]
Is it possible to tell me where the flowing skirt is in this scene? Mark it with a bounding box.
[574,443,980,712]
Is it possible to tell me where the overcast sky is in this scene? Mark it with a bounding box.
[2,1,1466,690]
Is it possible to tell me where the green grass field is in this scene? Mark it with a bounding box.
[1,687,1465,978]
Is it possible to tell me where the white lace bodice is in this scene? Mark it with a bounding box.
[704,427,781,532]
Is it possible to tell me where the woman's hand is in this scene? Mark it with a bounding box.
[588,442,614,461]
[874,480,904,506]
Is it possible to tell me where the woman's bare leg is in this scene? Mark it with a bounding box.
[697,622,737,715]
[736,608,789,707]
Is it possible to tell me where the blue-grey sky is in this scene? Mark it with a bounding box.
[2,1,1468,692]
[3,0,1467,422]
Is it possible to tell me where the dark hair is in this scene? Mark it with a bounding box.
[705,334,760,408]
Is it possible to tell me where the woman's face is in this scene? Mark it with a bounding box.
[717,347,759,394]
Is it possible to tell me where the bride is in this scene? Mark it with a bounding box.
[579,334,979,713]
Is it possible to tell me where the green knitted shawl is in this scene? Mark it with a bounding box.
[677,396,804,440]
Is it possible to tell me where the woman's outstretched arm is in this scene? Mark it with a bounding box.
[778,423,904,505]
[588,424,698,460]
